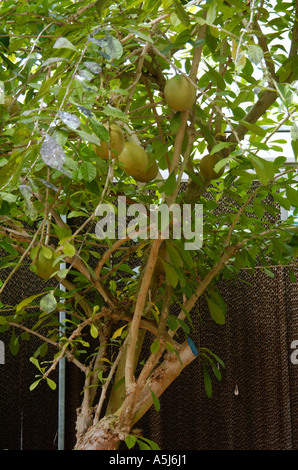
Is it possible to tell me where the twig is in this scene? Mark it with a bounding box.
[124,42,151,114]
[66,1,97,23]
[0,220,44,296]
[43,308,109,379]
[5,22,54,84]
[142,76,171,171]
[7,321,88,373]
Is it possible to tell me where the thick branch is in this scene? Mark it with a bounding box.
[124,239,163,390]
[132,341,198,425]
[289,0,298,57]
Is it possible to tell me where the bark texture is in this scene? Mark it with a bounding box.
[75,416,121,450]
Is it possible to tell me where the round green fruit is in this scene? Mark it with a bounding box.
[199,153,225,181]
[135,160,159,183]
[3,96,20,115]
[118,142,149,181]
[93,124,125,160]
[164,75,196,112]
[32,246,59,280]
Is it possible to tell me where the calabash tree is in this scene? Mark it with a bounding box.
[0,0,298,450]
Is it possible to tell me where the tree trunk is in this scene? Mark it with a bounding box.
[74,342,198,449]
[75,416,121,450]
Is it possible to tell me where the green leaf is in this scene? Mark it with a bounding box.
[289,269,296,283]
[125,435,137,449]
[162,260,179,288]
[209,358,222,380]
[46,378,57,390]
[206,63,226,90]
[291,139,298,159]
[250,154,275,185]
[0,151,26,190]
[149,388,160,411]
[165,341,175,353]
[53,37,78,52]
[76,130,101,145]
[286,186,298,207]
[67,210,88,218]
[40,292,57,314]
[30,356,43,373]
[101,105,128,121]
[62,241,76,257]
[138,436,160,450]
[78,162,97,182]
[53,224,73,242]
[90,323,99,339]
[247,45,264,65]
[30,379,42,391]
[173,0,190,26]
[159,171,177,197]
[112,324,127,339]
[291,122,298,140]
[176,317,190,335]
[178,244,193,270]
[137,440,151,450]
[89,119,110,142]
[9,330,19,356]
[40,245,54,259]
[203,366,212,398]
[16,293,44,312]
[103,34,123,60]
[200,347,225,369]
[273,191,291,210]
[210,142,232,155]
[127,28,154,44]
[205,292,226,325]
[166,242,182,268]
[240,120,267,137]
[150,338,161,354]
[206,0,217,25]
[169,112,181,133]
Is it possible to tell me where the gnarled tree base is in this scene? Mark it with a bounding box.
[75,416,121,450]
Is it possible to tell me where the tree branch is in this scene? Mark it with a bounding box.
[289,0,298,57]
[132,341,198,426]
[124,238,163,391]
[169,244,240,333]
